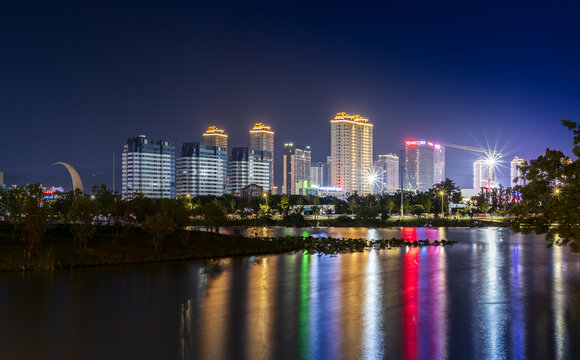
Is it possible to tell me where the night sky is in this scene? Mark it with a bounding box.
[2,1,579,190]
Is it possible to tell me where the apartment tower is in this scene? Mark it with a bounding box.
[250,123,274,189]
[122,135,175,199]
[330,112,373,194]
[283,143,311,195]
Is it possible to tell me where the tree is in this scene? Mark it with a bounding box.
[480,202,490,217]
[512,119,580,251]
[68,190,98,249]
[143,211,176,252]
[312,196,320,221]
[200,199,226,233]
[411,204,425,217]
[1,185,27,239]
[424,198,432,218]
[22,184,51,256]
[279,194,290,217]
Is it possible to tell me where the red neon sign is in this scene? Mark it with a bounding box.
[406,140,417,146]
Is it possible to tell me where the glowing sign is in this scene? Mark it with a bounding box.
[418,141,426,145]
[406,140,417,146]
[434,144,441,149]
[427,141,433,147]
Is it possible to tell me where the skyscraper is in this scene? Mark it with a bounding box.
[176,142,227,197]
[325,155,332,187]
[227,147,272,192]
[250,123,274,189]
[122,135,175,199]
[404,140,445,192]
[203,126,228,149]
[473,158,487,190]
[310,161,327,187]
[330,112,373,194]
[376,153,399,193]
[511,156,525,187]
[283,143,311,194]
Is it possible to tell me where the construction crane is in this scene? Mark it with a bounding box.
[443,143,503,187]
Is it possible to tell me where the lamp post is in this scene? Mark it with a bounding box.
[439,190,445,218]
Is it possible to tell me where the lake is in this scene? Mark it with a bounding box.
[1,227,579,359]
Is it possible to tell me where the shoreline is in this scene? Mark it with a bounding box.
[0,222,500,272]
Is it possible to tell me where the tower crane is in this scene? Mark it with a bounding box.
[443,143,503,187]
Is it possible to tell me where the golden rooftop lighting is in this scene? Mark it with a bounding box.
[331,112,373,126]
[203,126,228,137]
[250,122,274,134]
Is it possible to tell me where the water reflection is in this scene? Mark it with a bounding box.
[1,228,580,360]
[362,251,383,360]
[553,244,567,360]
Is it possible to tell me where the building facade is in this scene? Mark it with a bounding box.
[227,147,272,192]
[473,158,487,190]
[176,142,227,197]
[122,135,175,199]
[511,156,525,187]
[376,153,399,193]
[404,140,445,192]
[203,126,228,149]
[330,112,373,195]
[310,161,327,187]
[250,123,274,189]
[283,143,311,194]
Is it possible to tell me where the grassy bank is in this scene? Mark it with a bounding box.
[0,224,304,272]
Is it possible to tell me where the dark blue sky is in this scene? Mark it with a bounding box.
[1,1,579,190]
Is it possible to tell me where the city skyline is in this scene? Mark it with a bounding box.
[2,117,532,193]
[1,2,578,191]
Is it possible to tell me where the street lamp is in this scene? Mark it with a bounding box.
[438,190,445,218]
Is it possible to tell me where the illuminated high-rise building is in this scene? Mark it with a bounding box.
[376,153,399,193]
[325,155,332,187]
[176,142,227,197]
[473,158,488,190]
[404,140,445,192]
[227,147,272,192]
[511,156,525,187]
[122,135,175,199]
[203,126,228,149]
[283,143,311,195]
[330,112,373,194]
[250,123,274,189]
[310,161,327,187]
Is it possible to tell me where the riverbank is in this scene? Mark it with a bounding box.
[0,224,457,272]
[0,225,305,272]
[217,217,511,228]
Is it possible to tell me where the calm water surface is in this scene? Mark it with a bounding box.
[1,227,580,360]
